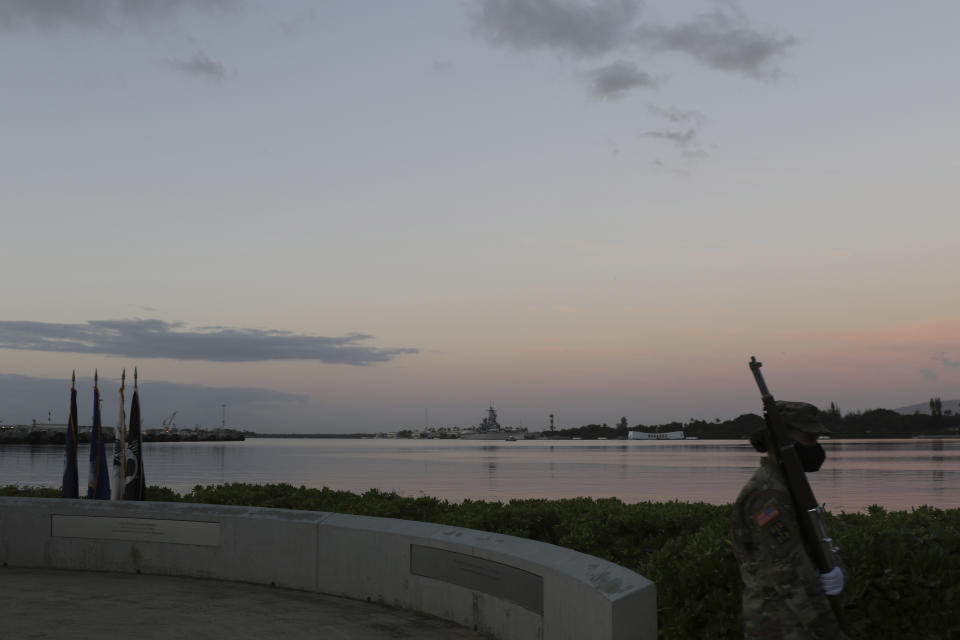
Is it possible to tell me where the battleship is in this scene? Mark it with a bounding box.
[459,405,527,441]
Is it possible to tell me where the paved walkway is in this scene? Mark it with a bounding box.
[1,567,489,639]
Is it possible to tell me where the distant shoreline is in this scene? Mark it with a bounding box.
[0,425,245,445]
[246,433,372,439]
[6,403,960,444]
[247,433,960,441]
[4,431,958,444]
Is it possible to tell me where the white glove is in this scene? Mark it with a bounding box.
[819,566,844,596]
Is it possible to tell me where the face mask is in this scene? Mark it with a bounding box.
[794,441,826,472]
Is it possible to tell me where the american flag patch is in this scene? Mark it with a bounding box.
[754,504,780,527]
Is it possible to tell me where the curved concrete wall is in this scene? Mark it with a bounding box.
[0,498,656,639]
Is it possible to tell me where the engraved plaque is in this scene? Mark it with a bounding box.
[410,544,543,614]
[52,515,221,547]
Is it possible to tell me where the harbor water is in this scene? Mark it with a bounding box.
[1,438,957,513]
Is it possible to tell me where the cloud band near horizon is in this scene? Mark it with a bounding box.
[0,319,418,365]
[0,0,238,32]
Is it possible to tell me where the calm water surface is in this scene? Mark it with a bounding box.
[1,438,957,513]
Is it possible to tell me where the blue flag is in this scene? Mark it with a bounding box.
[87,381,111,499]
[62,376,79,499]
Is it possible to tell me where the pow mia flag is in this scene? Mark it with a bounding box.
[123,369,146,501]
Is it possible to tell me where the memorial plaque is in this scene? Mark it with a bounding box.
[52,515,221,547]
[410,544,543,614]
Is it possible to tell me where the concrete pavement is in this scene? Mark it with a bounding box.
[1,567,490,639]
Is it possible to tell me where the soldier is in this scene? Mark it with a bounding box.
[731,401,847,639]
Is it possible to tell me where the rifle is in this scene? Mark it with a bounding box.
[749,356,847,630]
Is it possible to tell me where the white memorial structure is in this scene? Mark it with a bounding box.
[0,498,657,639]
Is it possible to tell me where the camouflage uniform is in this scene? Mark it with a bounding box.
[732,458,847,639]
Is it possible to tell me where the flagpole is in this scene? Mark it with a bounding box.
[111,369,127,500]
[124,367,146,501]
[62,371,79,499]
[88,369,111,499]
[121,369,126,480]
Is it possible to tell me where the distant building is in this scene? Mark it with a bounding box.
[628,430,685,440]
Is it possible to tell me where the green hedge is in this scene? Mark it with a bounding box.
[3,484,958,639]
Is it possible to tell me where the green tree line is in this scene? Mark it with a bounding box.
[549,407,960,440]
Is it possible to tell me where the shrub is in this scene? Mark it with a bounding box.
[5,484,958,639]
[0,485,60,498]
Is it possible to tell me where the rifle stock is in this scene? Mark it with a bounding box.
[749,356,847,630]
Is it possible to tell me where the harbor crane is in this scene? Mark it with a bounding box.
[161,411,178,431]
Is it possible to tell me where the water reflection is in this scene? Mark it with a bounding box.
[2,438,958,512]
[487,461,497,492]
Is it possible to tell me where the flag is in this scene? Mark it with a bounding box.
[62,373,79,499]
[110,374,126,500]
[87,376,111,499]
[123,372,146,501]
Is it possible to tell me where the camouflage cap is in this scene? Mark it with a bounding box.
[775,401,831,436]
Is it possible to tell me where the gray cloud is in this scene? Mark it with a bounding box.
[472,0,641,58]
[588,60,659,99]
[643,127,696,146]
[648,105,706,125]
[933,355,960,368]
[920,368,938,382]
[164,51,226,81]
[643,105,711,159]
[0,0,238,32]
[644,118,712,168]
[470,1,795,101]
[0,319,418,365]
[633,10,795,80]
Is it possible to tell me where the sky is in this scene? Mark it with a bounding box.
[2,1,960,432]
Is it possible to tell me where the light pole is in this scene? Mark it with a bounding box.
[221,404,226,428]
